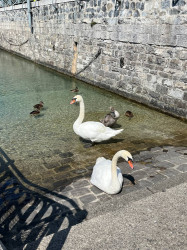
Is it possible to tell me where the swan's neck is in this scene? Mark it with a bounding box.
[74,99,85,127]
[111,152,120,181]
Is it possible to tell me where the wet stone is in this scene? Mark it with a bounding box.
[43,161,60,169]
[73,169,87,174]
[59,158,74,164]
[177,164,187,172]
[54,165,71,173]
[80,194,97,204]
[54,151,74,158]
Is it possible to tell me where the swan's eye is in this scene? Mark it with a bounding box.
[128,157,133,162]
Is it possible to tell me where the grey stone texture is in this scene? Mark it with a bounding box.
[0,0,186,119]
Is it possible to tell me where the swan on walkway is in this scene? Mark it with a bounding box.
[90,150,134,194]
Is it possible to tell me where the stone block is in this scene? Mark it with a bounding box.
[168,88,184,99]
[177,164,187,172]
[80,194,97,204]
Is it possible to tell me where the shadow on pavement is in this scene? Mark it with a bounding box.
[0,147,87,249]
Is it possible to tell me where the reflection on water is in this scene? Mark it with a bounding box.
[0,49,187,190]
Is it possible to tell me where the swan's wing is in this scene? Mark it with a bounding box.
[96,157,106,164]
[90,159,112,189]
[77,121,123,142]
[77,121,106,140]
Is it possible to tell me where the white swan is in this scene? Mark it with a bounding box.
[70,95,123,143]
[90,150,134,194]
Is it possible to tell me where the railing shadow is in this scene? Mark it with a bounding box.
[0,147,88,250]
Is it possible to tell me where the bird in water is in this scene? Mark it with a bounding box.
[33,101,44,110]
[110,107,120,120]
[70,87,79,93]
[125,111,133,119]
[30,109,40,116]
[100,107,120,127]
[70,95,123,147]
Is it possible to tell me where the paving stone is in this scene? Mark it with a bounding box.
[133,162,148,171]
[79,194,97,204]
[150,147,162,152]
[90,185,104,195]
[176,149,187,155]
[122,185,137,194]
[153,161,175,169]
[136,179,153,188]
[72,179,90,188]
[154,152,183,162]
[70,187,91,197]
[161,168,180,178]
[147,173,167,184]
[176,164,187,172]
[132,170,147,181]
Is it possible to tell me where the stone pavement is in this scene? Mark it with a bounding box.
[57,145,187,209]
[0,146,186,249]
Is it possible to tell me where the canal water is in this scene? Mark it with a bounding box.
[0,49,187,191]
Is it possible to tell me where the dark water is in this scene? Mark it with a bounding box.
[0,49,187,190]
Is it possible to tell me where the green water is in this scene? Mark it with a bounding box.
[0,49,187,190]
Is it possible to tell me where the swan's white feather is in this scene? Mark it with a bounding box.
[90,158,123,194]
[74,121,123,142]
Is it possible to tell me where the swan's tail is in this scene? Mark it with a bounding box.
[114,128,123,135]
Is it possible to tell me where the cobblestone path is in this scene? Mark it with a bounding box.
[0,146,186,249]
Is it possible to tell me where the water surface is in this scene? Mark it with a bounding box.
[0,49,186,190]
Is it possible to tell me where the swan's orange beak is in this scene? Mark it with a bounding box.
[70,99,76,104]
[128,160,134,169]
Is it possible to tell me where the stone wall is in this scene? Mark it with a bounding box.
[0,0,186,119]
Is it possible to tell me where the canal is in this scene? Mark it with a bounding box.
[0,49,187,191]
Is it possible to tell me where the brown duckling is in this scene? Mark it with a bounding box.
[70,87,79,92]
[30,109,40,116]
[125,111,133,118]
[33,101,44,110]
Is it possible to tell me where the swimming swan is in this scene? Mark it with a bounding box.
[70,95,123,143]
[90,150,134,194]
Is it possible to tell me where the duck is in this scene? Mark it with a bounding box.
[70,95,123,144]
[100,113,117,127]
[33,101,44,110]
[30,109,40,116]
[125,110,133,118]
[70,87,79,92]
[110,107,120,119]
[90,150,134,194]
